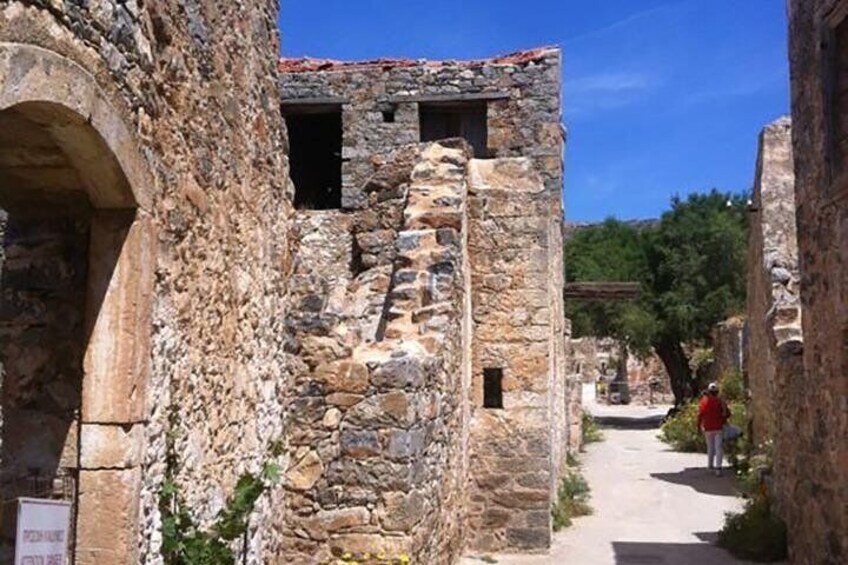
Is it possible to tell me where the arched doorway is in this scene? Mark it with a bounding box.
[0,43,153,564]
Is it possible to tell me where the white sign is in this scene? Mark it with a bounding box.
[15,498,72,565]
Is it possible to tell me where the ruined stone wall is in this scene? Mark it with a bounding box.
[0,1,292,562]
[709,317,745,381]
[282,143,471,563]
[745,117,799,444]
[466,159,557,553]
[563,322,583,453]
[783,1,848,562]
[279,48,563,210]
[281,49,568,556]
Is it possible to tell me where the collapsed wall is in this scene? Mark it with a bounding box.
[283,142,472,563]
[745,117,800,444]
[782,1,848,561]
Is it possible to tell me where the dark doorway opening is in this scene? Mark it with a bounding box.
[483,368,504,409]
[420,102,488,158]
[284,109,343,209]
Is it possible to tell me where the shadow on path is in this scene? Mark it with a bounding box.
[593,414,665,429]
[612,541,739,565]
[650,467,738,497]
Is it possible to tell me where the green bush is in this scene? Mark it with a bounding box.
[551,469,592,531]
[659,400,747,457]
[719,370,745,403]
[718,497,787,562]
[582,413,604,445]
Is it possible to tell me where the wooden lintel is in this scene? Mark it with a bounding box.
[280,97,350,112]
[563,282,642,301]
[387,91,511,104]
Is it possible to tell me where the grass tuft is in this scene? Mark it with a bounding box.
[718,496,787,562]
[551,468,592,531]
[581,412,604,445]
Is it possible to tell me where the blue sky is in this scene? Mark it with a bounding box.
[279,1,790,222]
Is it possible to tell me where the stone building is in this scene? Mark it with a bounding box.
[279,48,574,560]
[780,1,848,562]
[0,2,575,561]
[0,1,292,563]
[745,117,800,445]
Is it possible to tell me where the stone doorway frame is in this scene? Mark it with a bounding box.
[0,43,154,564]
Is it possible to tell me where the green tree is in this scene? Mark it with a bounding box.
[565,190,748,404]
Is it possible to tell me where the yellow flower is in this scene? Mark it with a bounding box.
[376,553,387,560]
[362,554,371,560]
[342,553,353,560]
[399,555,411,564]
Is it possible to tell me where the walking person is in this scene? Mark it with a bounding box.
[697,382,730,476]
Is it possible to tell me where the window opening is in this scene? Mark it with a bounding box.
[284,109,343,209]
[483,368,504,409]
[419,101,488,158]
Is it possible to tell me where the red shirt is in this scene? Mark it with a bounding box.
[698,395,727,432]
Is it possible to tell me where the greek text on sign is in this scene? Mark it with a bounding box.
[15,498,72,565]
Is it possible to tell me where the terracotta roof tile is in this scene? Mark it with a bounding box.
[278,46,559,74]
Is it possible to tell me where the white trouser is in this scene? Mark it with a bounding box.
[704,430,724,469]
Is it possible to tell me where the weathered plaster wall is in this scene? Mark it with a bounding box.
[0,1,291,562]
[784,1,848,562]
[745,117,799,444]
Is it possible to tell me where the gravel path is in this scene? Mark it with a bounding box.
[463,404,765,565]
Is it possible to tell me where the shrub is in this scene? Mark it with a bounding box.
[719,370,745,403]
[659,400,748,458]
[160,463,280,565]
[551,469,592,531]
[718,497,787,562]
[582,413,604,445]
[659,402,704,452]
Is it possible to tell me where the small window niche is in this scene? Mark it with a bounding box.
[419,101,488,158]
[283,106,343,210]
[483,368,504,409]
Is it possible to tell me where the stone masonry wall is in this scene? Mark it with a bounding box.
[745,117,800,445]
[466,159,558,553]
[784,1,848,562]
[0,1,292,562]
[282,142,471,563]
[279,48,563,210]
[710,317,745,381]
[281,48,569,557]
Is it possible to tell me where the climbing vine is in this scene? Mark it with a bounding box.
[159,408,284,565]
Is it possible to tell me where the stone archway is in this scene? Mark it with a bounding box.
[0,43,154,564]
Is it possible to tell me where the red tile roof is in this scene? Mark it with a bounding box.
[278,46,559,74]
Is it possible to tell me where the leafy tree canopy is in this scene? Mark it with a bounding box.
[565,189,748,403]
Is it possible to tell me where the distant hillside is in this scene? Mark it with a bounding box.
[563,218,659,241]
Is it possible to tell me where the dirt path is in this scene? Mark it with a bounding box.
[463,404,762,565]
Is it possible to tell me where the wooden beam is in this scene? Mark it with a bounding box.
[387,91,511,104]
[280,97,350,113]
[563,282,641,301]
